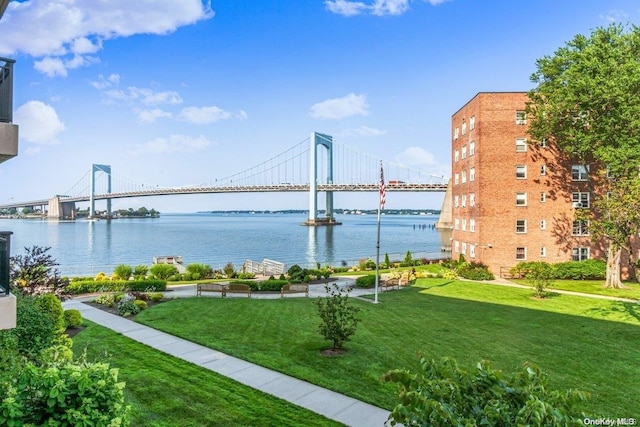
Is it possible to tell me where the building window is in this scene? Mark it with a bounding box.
[462,170,467,183]
[470,219,476,232]
[515,138,527,152]
[540,192,546,203]
[572,165,589,181]
[462,219,467,231]
[461,194,467,207]
[469,193,475,207]
[461,242,467,255]
[454,240,460,253]
[470,244,476,258]
[470,116,475,130]
[572,192,590,208]
[462,122,467,135]
[454,127,459,140]
[540,165,547,176]
[469,141,475,156]
[540,138,548,148]
[515,111,527,125]
[469,167,475,181]
[454,195,459,208]
[454,218,459,230]
[516,193,527,206]
[455,173,459,185]
[540,220,546,230]
[516,165,527,179]
[516,219,527,233]
[462,146,467,159]
[516,247,527,260]
[540,246,547,257]
[455,150,459,162]
[572,247,589,261]
[572,220,590,236]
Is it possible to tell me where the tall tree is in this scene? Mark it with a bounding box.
[527,24,640,288]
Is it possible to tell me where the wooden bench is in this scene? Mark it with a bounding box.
[381,278,400,291]
[280,283,309,297]
[225,283,252,298]
[196,283,227,297]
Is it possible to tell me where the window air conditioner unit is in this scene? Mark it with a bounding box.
[572,202,583,208]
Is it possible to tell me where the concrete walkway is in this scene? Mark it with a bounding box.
[63,281,392,427]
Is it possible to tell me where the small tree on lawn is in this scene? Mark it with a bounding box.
[149,264,178,280]
[525,261,556,298]
[315,284,361,352]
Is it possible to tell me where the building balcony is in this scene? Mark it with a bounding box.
[0,57,18,164]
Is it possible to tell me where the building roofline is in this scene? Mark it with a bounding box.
[452,91,529,117]
[0,0,9,20]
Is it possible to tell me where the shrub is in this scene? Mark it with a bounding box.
[3,294,60,361]
[134,300,148,310]
[147,292,164,302]
[383,356,588,426]
[315,283,361,350]
[35,293,66,336]
[364,259,376,270]
[186,263,213,279]
[279,274,286,280]
[95,272,110,281]
[149,264,178,280]
[0,359,130,426]
[94,293,115,306]
[554,260,606,280]
[237,272,255,279]
[113,264,133,281]
[10,246,69,297]
[458,262,495,281]
[355,274,377,288]
[223,262,236,278]
[287,264,306,282]
[64,309,83,328]
[65,279,165,294]
[117,294,141,317]
[133,264,149,279]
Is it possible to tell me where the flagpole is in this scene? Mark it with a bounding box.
[374,161,384,304]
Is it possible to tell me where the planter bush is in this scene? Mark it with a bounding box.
[355,274,377,288]
[65,279,166,295]
[64,309,83,328]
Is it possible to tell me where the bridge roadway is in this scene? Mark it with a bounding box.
[0,182,448,209]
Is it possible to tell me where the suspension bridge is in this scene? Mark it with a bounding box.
[0,133,451,225]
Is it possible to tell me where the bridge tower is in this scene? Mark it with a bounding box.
[90,164,111,218]
[304,132,341,226]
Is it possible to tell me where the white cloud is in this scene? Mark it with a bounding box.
[102,87,183,105]
[90,73,120,90]
[128,134,213,155]
[394,146,448,177]
[325,0,448,16]
[135,108,173,123]
[599,9,629,23]
[0,0,214,76]
[14,101,66,145]
[340,126,387,137]
[310,93,369,120]
[177,106,247,124]
[34,57,68,77]
[325,0,368,16]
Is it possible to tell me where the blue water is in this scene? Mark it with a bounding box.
[0,213,451,276]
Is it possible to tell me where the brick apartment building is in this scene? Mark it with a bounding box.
[450,92,600,277]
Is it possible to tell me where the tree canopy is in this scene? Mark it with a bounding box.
[527,24,640,287]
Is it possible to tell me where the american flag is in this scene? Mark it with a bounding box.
[379,163,386,210]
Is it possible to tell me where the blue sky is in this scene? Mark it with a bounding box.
[0,0,637,213]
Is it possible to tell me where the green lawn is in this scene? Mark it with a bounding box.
[512,278,640,301]
[134,279,640,417]
[72,322,342,427]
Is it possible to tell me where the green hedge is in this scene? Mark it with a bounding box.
[510,259,606,280]
[229,279,289,291]
[355,275,377,288]
[65,279,166,295]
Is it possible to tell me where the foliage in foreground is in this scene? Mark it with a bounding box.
[383,356,588,426]
[315,283,361,350]
[65,278,166,294]
[0,358,130,427]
